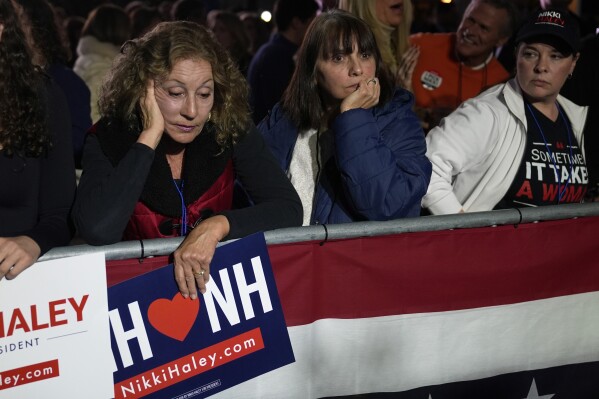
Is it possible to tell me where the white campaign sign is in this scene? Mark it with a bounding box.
[0,253,113,399]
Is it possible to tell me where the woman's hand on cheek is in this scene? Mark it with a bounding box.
[137,80,165,150]
[340,77,380,113]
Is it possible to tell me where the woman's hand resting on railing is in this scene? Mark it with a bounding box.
[172,215,230,299]
[0,236,41,281]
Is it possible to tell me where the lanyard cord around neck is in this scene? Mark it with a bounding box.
[457,57,488,108]
[172,179,187,236]
[525,102,575,203]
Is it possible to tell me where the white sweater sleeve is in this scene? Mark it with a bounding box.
[422,99,501,214]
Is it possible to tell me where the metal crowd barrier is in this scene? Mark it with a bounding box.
[40,202,599,262]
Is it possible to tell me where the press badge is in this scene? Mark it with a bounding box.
[420,71,442,91]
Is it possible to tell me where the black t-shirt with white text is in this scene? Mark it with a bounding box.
[495,103,588,209]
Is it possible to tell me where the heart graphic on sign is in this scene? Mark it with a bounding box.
[148,293,200,341]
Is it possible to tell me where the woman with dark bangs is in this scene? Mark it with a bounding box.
[258,9,431,226]
[0,0,75,281]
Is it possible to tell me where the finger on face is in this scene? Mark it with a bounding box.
[363,77,378,95]
[366,77,379,93]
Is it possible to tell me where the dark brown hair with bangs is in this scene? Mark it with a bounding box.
[281,9,393,131]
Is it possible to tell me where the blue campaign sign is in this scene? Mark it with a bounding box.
[108,233,295,399]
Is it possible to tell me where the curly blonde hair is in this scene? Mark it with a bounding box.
[338,0,413,76]
[99,21,252,148]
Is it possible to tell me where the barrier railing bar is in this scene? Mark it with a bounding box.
[40,202,599,262]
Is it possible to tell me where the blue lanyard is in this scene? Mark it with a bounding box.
[172,179,187,236]
[525,102,574,203]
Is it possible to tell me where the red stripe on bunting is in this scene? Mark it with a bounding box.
[107,255,171,286]
[106,216,599,328]
[268,216,599,326]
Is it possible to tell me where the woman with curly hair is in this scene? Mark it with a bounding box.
[72,21,302,299]
[0,0,75,281]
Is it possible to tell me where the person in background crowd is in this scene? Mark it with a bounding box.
[73,4,131,123]
[423,8,587,214]
[247,0,319,124]
[63,15,84,68]
[14,0,92,169]
[410,0,442,33]
[157,1,174,22]
[540,0,596,36]
[171,0,207,25]
[338,0,419,90]
[258,10,431,225]
[438,0,462,32]
[409,0,519,131]
[129,5,163,39]
[207,10,252,75]
[124,0,144,15]
[317,0,337,11]
[561,31,599,201]
[238,11,271,57]
[72,21,302,298]
[0,0,75,280]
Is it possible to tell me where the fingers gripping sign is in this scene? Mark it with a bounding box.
[0,236,41,281]
[173,215,230,299]
[173,237,214,300]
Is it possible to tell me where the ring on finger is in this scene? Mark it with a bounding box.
[193,269,205,278]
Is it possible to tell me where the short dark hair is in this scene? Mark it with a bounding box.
[171,0,206,25]
[14,0,70,65]
[476,0,520,38]
[130,6,163,39]
[282,9,394,131]
[82,4,131,46]
[274,0,319,32]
